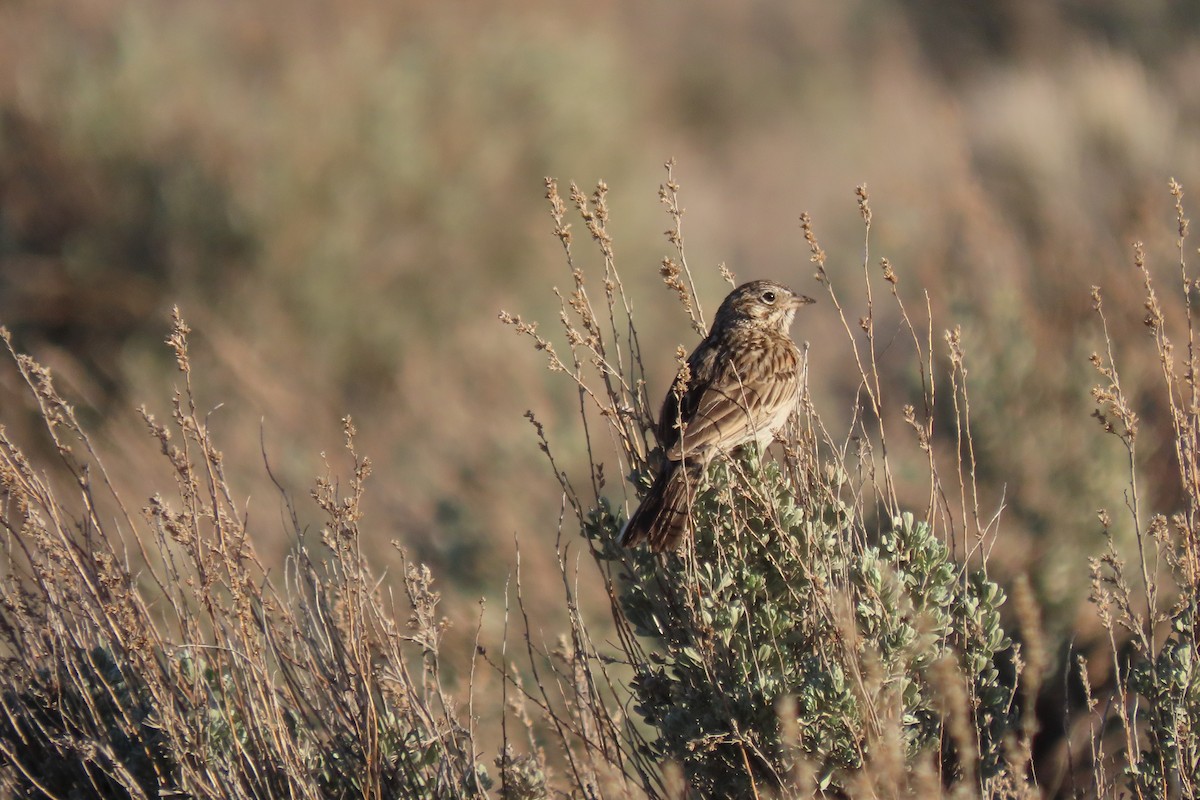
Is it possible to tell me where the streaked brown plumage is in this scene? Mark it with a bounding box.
[620,279,814,552]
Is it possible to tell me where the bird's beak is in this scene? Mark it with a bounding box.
[791,294,816,308]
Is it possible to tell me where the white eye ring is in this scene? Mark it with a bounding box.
[761,290,777,304]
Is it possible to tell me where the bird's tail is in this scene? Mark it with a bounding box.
[618,460,704,553]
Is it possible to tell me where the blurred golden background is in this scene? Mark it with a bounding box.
[3,0,1199,684]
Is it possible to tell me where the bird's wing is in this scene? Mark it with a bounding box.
[664,339,798,462]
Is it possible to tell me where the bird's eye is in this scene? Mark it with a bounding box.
[761,290,776,304]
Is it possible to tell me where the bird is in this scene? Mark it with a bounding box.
[619,279,814,552]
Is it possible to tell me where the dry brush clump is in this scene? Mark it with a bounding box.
[1081,179,1200,799]
[497,168,1039,798]
[0,312,489,798]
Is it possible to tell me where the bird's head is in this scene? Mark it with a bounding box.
[713,279,815,334]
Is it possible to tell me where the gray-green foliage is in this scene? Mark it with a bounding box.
[595,451,1016,795]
